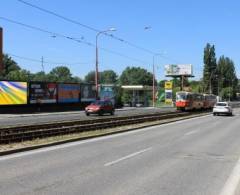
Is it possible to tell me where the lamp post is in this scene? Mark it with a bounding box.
[95,28,116,99]
[152,53,163,107]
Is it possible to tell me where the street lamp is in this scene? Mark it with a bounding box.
[95,28,116,99]
[152,53,164,107]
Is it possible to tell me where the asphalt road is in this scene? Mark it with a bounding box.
[0,108,240,195]
[0,107,175,127]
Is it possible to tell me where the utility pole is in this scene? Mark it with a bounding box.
[0,27,3,75]
[41,56,45,73]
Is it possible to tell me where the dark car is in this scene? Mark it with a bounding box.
[85,100,115,116]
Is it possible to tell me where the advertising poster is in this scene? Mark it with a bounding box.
[0,81,27,105]
[29,82,57,104]
[164,81,173,90]
[164,64,193,76]
[81,84,96,102]
[58,84,80,103]
[99,85,115,105]
[165,89,173,104]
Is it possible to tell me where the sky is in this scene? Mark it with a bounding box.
[0,0,240,81]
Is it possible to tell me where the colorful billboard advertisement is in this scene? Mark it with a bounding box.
[58,84,80,103]
[29,82,57,104]
[164,64,193,76]
[81,84,96,102]
[0,81,27,105]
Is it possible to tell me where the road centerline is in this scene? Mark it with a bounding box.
[104,147,152,167]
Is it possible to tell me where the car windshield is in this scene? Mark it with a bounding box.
[91,101,104,106]
[216,103,227,107]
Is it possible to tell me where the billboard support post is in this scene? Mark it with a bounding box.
[0,27,3,74]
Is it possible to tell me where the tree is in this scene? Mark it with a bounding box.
[0,54,21,78]
[32,71,47,81]
[203,43,217,94]
[48,66,72,82]
[84,71,95,83]
[119,66,155,86]
[217,56,238,99]
[100,70,118,84]
[6,69,33,81]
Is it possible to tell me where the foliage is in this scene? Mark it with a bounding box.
[217,56,238,99]
[0,54,21,78]
[100,70,118,84]
[84,70,118,84]
[119,66,155,86]
[6,69,33,81]
[84,71,95,84]
[48,66,72,82]
[203,43,218,94]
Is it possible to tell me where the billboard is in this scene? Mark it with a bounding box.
[165,64,193,76]
[58,84,80,103]
[164,81,173,89]
[29,82,57,104]
[0,81,27,105]
[81,84,96,102]
[99,85,116,105]
[165,89,173,104]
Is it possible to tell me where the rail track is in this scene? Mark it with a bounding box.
[0,111,208,144]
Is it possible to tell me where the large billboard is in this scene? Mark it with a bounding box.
[81,84,96,102]
[0,81,27,105]
[165,64,193,76]
[29,82,57,104]
[58,84,80,103]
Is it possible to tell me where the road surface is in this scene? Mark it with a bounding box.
[0,107,175,127]
[0,108,240,195]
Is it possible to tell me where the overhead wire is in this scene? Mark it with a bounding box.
[8,53,93,65]
[17,0,174,58]
[0,16,148,64]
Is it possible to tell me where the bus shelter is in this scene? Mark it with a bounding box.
[121,85,153,107]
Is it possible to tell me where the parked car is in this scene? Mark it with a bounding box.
[213,102,233,116]
[85,100,115,116]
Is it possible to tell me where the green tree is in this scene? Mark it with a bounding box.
[48,66,72,82]
[6,69,33,81]
[203,43,217,94]
[100,70,118,84]
[0,54,21,78]
[217,56,238,99]
[84,71,95,83]
[32,71,47,81]
[119,66,155,85]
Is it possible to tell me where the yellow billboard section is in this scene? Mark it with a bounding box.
[0,81,27,105]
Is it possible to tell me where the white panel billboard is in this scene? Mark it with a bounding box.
[164,64,193,76]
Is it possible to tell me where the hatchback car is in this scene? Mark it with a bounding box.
[213,102,233,116]
[85,100,115,116]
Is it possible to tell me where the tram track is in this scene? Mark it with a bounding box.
[0,111,210,144]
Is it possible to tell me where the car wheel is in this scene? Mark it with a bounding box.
[213,113,216,116]
[98,110,103,116]
[86,112,90,116]
[110,110,114,115]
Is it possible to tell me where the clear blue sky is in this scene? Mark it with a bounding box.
[0,0,240,80]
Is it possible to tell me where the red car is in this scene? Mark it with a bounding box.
[85,100,115,116]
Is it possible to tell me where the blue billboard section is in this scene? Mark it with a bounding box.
[58,84,80,103]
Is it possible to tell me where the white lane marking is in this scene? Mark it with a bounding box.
[219,156,240,195]
[104,147,152,167]
[0,115,210,161]
[184,130,198,136]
